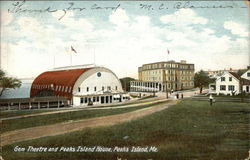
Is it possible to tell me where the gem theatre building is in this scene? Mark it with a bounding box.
[30,66,129,106]
[130,60,195,92]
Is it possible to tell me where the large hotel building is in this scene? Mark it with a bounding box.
[130,60,195,92]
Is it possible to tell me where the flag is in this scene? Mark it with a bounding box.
[71,46,77,53]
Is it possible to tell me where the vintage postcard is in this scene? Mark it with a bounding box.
[0,0,249,160]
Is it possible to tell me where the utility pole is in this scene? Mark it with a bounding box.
[164,70,168,99]
[153,77,156,97]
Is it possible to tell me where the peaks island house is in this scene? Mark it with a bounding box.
[130,60,195,93]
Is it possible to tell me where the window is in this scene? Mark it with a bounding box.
[78,87,81,92]
[97,97,99,102]
[108,86,111,90]
[229,77,232,81]
[247,72,250,77]
[221,77,225,82]
[220,85,226,90]
[168,84,171,88]
[94,87,97,91]
[97,72,101,77]
[85,97,88,103]
[115,86,118,90]
[102,86,104,91]
[86,87,89,92]
[228,85,235,91]
[93,97,96,102]
[80,98,84,104]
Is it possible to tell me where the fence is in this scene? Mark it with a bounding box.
[0,97,70,111]
[187,96,250,103]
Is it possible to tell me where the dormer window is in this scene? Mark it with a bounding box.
[229,77,232,81]
[221,77,225,82]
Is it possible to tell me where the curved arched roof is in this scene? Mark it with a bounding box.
[30,68,92,99]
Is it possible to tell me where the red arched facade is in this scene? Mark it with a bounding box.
[30,68,92,99]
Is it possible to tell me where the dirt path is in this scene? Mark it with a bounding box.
[1,100,177,146]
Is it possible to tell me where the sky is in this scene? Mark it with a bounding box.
[0,0,249,79]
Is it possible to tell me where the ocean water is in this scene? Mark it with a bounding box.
[0,79,33,99]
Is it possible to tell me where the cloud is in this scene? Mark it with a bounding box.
[160,8,208,26]
[109,8,129,27]
[1,6,249,79]
[1,10,13,26]
[224,20,248,37]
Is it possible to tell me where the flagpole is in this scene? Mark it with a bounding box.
[70,53,72,66]
[167,49,170,61]
[94,47,95,66]
[53,55,55,69]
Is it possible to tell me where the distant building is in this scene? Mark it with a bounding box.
[130,60,195,92]
[209,69,250,95]
[29,66,129,106]
[205,68,247,78]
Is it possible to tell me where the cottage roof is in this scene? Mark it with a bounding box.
[229,72,240,80]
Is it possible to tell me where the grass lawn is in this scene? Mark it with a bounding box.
[1,101,168,133]
[2,100,249,160]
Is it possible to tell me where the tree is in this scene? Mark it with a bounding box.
[194,70,215,94]
[0,69,5,79]
[236,69,247,77]
[0,69,22,96]
[119,77,135,92]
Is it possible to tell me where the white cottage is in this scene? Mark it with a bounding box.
[215,72,240,95]
[241,69,250,80]
[210,69,250,95]
[241,69,250,93]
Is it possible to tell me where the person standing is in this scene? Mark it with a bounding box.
[209,94,213,106]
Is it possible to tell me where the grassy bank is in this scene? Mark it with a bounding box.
[0,109,59,119]
[1,101,168,133]
[2,100,249,160]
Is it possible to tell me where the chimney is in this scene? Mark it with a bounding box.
[180,60,186,64]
